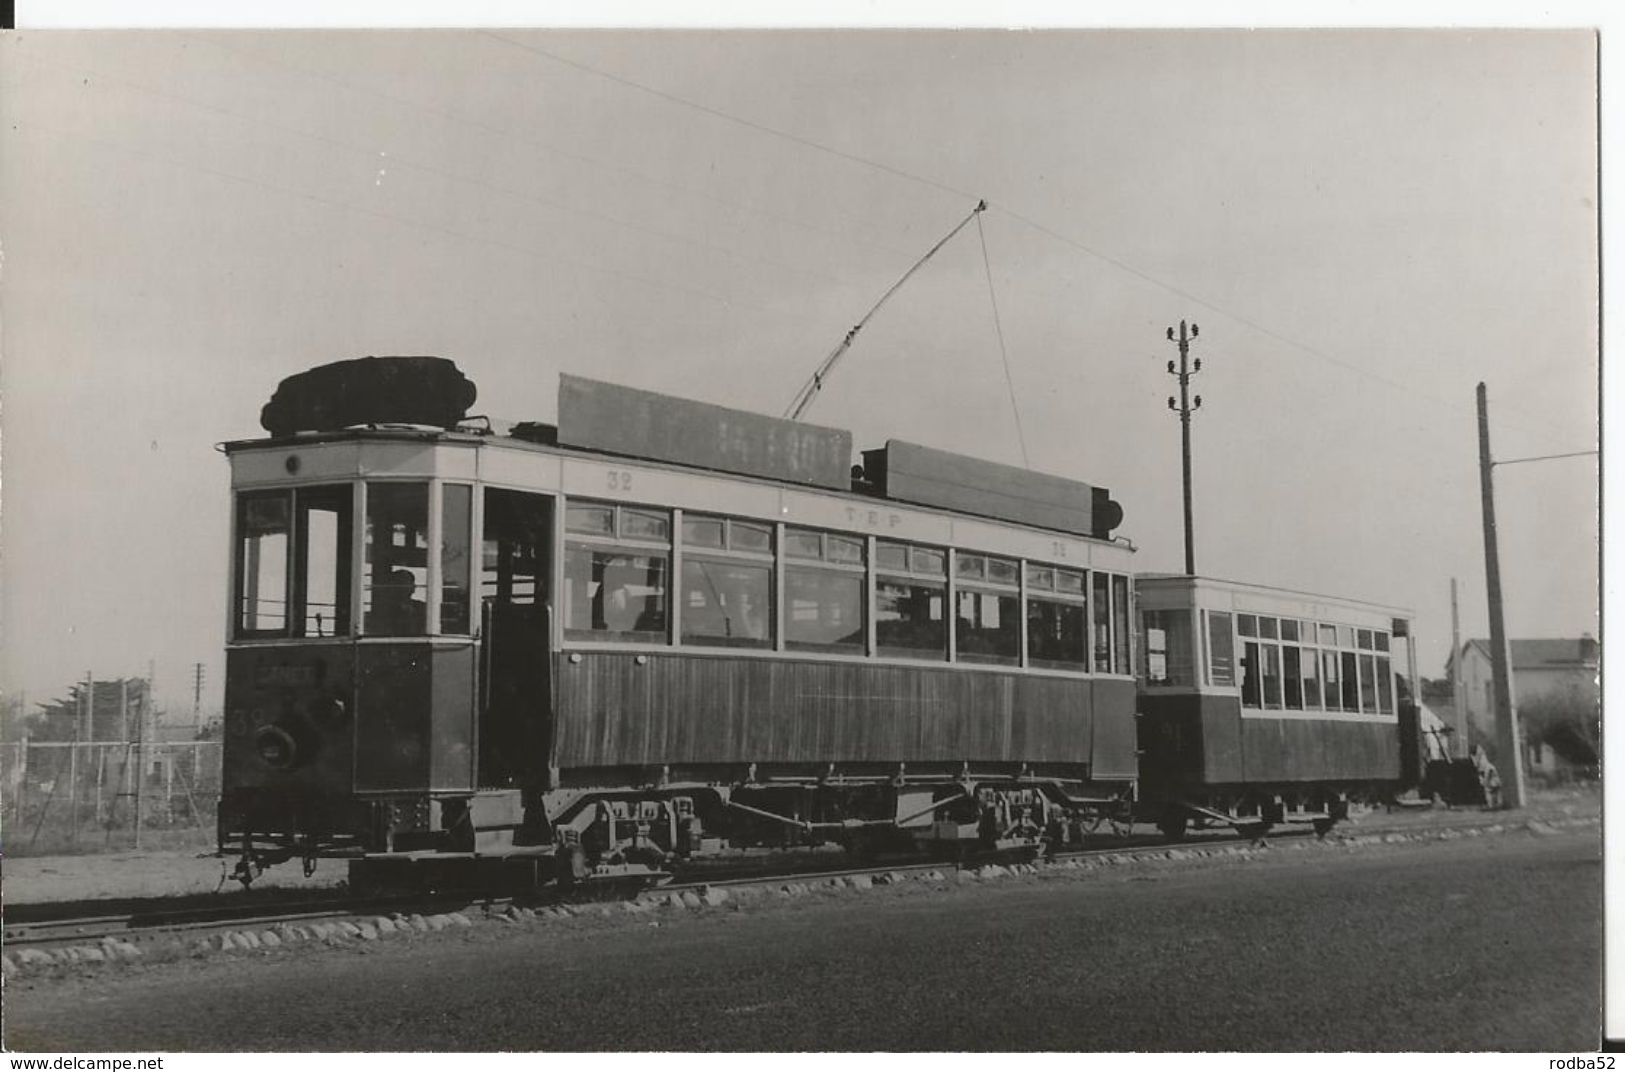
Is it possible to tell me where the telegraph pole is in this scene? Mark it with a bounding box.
[1475,383,1526,808]
[1165,320,1203,576]
[1450,578,1468,759]
[192,663,205,733]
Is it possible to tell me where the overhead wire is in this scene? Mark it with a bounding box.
[187,31,923,264]
[6,112,778,318]
[976,211,1030,469]
[16,48,860,298]
[477,33,1590,453]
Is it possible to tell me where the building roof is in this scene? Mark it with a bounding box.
[1457,637,1598,671]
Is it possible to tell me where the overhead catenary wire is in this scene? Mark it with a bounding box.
[976,211,1030,469]
[16,49,858,297]
[784,200,987,422]
[478,35,1588,453]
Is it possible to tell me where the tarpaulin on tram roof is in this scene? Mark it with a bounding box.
[556,375,854,491]
[862,440,1122,539]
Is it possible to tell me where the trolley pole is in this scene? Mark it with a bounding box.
[1164,320,1203,576]
[1475,383,1526,809]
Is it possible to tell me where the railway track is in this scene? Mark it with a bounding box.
[4,827,1314,950]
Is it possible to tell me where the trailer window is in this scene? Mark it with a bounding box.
[1240,641,1261,706]
[1300,641,1322,708]
[1340,651,1360,711]
[1142,609,1193,685]
[1204,611,1235,686]
[1359,653,1379,713]
[1376,655,1394,713]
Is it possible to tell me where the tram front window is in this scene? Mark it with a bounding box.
[235,485,354,638]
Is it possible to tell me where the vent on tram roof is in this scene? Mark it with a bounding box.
[261,356,477,437]
[861,440,1123,540]
[555,375,853,491]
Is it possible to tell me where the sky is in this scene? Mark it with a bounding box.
[0,25,1600,716]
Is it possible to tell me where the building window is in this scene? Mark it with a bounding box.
[784,526,865,653]
[563,499,670,643]
[876,540,947,661]
[363,482,429,637]
[956,553,1019,666]
[1028,565,1088,672]
[681,515,773,649]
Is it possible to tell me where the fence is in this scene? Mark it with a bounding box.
[1,739,221,856]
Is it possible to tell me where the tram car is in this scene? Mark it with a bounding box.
[1133,574,1419,838]
[218,356,1141,886]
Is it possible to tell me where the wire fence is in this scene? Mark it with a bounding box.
[1,739,221,857]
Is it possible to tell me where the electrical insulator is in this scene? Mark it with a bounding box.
[1167,360,1176,374]
[1191,324,1199,337]
[1167,397,1177,410]
[1166,327,1174,341]
[1194,395,1203,409]
[1193,358,1202,372]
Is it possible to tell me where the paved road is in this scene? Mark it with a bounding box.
[5,829,1600,1052]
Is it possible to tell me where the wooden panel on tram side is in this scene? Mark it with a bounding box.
[1236,715,1398,785]
[1089,678,1139,779]
[552,652,1102,770]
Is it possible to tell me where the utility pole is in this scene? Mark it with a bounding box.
[1164,320,1203,576]
[1450,578,1468,759]
[192,663,205,733]
[1475,383,1526,808]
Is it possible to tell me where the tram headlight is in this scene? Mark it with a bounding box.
[254,724,299,770]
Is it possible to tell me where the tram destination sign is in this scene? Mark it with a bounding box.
[558,375,854,492]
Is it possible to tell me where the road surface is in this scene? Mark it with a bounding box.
[4,827,1601,1051]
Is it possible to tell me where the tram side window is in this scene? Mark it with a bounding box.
[440,484,473,635]
[1111,575,1131,675]
[784,527,865,653]
[1240,641,1261,707]
[1339,650,1360,712]
[876,541,947,661]
[236,486,353,638]
[1028,566,1087,671]
[1204,611,1235,686]
[563,500,670,643]
[681,516,773,649]
[363,483,429,637]
[1376,655,1394,714]
[956,553,1019,666]
[1359,653,1379,713]
[1091,573,1112,673]
[1300,630,1322,708]
[1142,609,1194,685]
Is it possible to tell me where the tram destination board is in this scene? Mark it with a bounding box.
[557,374,854,491]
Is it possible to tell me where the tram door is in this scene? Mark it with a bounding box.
[478,489,553,789]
